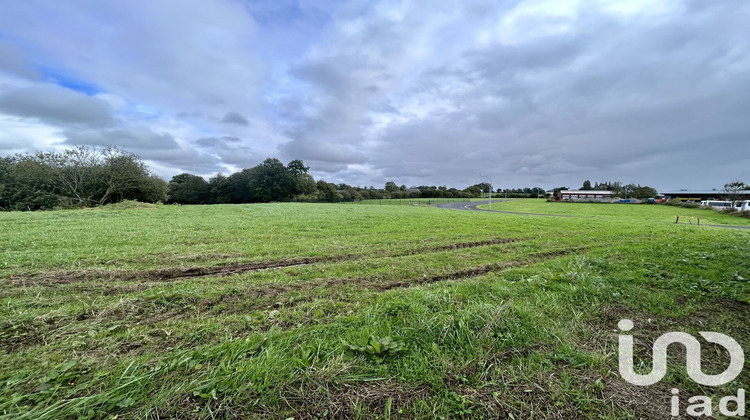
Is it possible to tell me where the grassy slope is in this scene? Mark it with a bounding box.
[0,203,748,419]
[477,199,750,226]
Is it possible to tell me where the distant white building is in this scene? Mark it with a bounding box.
[559,190,614,201]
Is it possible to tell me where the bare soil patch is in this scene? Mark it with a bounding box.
[9,255,350,286]
[292,381,433,419]
[603,376,695,420]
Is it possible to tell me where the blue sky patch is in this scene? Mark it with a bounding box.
[39,66,101,96]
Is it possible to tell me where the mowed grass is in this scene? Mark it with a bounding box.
[477,198,750,226]
[0,203,749,419]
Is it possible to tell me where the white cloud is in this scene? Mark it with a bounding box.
[0,115,64,151]
[0,84,114,127]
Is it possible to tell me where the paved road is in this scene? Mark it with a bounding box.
[434,200,750,230]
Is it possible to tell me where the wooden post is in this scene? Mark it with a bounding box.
[675,215,680,224]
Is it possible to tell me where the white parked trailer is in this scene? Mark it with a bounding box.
[700,200,733,209]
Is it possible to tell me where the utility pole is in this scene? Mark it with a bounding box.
[480,174,493,210]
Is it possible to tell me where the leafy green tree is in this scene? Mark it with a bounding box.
[621,184,658,199]
[470,183,490,194]
[131,175,168,203]
[295,174,317,196]
[4,155,60,210]
[464,186,481,197]
[247,158,294,202]
[167,173,210,204]
[286,159,309,177]
[581,180,592,190]
[316,180,340,202]
[286,160,315,196]
[220,170,254,203]
[207,174,229,203]
[338,187,362,201]
[530,187,546,197]
[552,187,568,198]
[384,181,398,192]
[0,157,12,209]
[634,185,658,199]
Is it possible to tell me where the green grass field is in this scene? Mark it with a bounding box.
[477,199,750,226]
[1,202,748,419]
[352,198,492,206]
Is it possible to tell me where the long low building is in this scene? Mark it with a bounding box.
[659,190,750,201]
[559,190,614,201]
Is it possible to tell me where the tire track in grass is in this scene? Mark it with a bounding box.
[0,246,587,353]
[9,237,528,287]
[116,246,586,321]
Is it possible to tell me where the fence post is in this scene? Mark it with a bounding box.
[675,216,680,224]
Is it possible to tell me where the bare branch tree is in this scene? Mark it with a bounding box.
[723,180,748,207]
[37,146,104,206]
[97,146,149,205]
[36,146,151,206]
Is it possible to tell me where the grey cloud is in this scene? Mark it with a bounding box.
[62,128,179,150]
[280,137,366,165]
[307,160,350,174]
[0,84,113,127]
[215,148,257,167]
[360,2,749,189]
[59,127,225,176]
[467,37,585,79]
[0,40,40,79]
[193,136,242,148]
[221,112,249,126]
[176,111,204,119]
[141,148,224,176]
[291,55,391,96]
[193,136,257,168]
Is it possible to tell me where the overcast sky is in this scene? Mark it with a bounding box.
[0,0,748,190]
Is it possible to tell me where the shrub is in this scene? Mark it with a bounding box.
[664,200,699,209]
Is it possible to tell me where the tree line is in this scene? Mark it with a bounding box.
[5,145,700,211]
[0,146,501,210]
[168,158,317,204]
[166,164,498,204]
